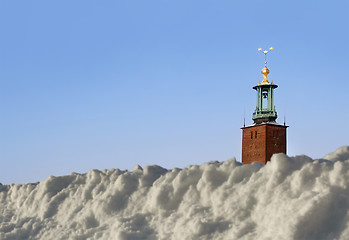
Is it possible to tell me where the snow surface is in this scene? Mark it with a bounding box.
[1,146,349,240]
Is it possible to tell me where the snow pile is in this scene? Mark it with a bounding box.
[1,146,349,240]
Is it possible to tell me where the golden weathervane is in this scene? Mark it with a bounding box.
[258,47,274,65]
[258,47,274,84]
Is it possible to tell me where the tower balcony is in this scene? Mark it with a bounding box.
[252,110,277,124]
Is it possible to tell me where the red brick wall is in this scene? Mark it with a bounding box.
[265,124,287,163]
[242,125,266,164]
[242,124,287,164]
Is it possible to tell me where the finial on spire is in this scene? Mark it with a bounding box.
[258,47,274,84]
[243,109,246,127]
[258,47,273,64]
[284,115,286,126]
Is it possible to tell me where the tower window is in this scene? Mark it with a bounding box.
[255,131,257,138]
[262,89,269,109]
[251,132,253,139]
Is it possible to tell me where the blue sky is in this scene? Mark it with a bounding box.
[0,0,348,184]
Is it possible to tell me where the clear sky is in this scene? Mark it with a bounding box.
[0,0,348,184]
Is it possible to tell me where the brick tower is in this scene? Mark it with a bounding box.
[241,48,287,164]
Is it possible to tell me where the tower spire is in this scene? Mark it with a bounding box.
[258,47,273,84]
[252,47,277,124]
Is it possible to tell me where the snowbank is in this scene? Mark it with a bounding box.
[1,146,349,240]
